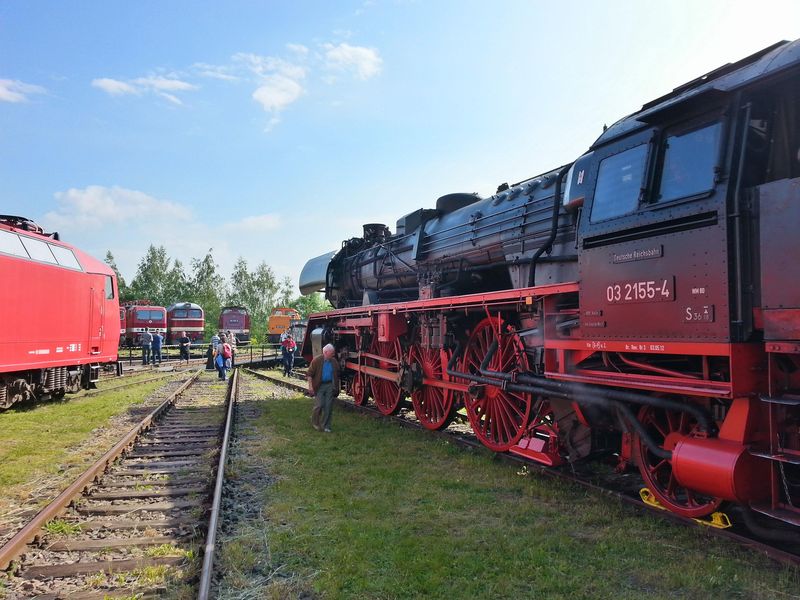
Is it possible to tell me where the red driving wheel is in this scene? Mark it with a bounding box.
[461,317,532,452]
[408,345,455,430]
[349,371,368,406]
[368,339,404,415]
[634,405,722,518]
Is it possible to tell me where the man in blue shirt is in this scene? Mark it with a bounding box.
[307,344,340,433]
[151,331,163,365]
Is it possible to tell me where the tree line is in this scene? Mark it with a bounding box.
[105,245,330,342]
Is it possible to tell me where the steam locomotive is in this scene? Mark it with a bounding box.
[300,40,800,533]
[0,216,120,409]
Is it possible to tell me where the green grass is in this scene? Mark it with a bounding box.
[245,394,800,600]
[43,518,81,536]
[0,377,176,492]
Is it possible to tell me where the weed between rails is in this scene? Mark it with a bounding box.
[238,389,800,600]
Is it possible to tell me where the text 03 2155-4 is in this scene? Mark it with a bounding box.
[605,278,674,304]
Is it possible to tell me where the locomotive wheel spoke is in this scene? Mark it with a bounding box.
[461,317,532,452]
[367,339,404,415]
[635,405,722,518]
[350,372,368,406]
[408,345,455,430]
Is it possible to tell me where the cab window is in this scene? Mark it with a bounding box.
[104,275,115,299]
[590,144,648,222]
[0,230,28,258]
[657,122,721,203]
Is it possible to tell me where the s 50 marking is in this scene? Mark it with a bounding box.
[605,277,674,304]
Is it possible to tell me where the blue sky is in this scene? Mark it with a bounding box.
[2,0,799,289]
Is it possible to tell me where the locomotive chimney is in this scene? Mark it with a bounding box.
[363,223,390,245]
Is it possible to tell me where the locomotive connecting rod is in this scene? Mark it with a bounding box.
[477,340,715,435]
[446,342,671,458]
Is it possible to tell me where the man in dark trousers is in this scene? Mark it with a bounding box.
[140,327,153,365]
[178,331,191,365]
[307,344,339,433]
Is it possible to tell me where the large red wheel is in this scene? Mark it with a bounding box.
[408,345,455,430]
[368,339,404,415]
[461,317,533,452]
[349,371,368,406]
[634,405,722,518]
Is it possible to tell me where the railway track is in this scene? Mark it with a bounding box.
[0,369,238,599]
[245,367,800,569]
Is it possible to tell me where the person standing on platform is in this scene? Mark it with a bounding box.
[211,331,220,353]
[141,327,153,366]
[178,331,191,365]
[151,331,163,365]
[307,344,340,433]
[281,334,297,377]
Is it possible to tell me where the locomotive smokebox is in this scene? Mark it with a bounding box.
[671,437,770,503]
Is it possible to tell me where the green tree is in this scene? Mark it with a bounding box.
[163,259,190,305]
[189,249,226,339]
[226,257,281,341]
[128,245,171,306]
[290,292,332,319]
[104,251,129,300]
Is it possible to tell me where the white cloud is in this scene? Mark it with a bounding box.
[286,43,309,56]
[132,76,197,92]
[234,53,307,81]
[44,185,192,229]
[224,213,282,232]
[192,62,240,81]
[323,43,383,80]
[92,75,196,104]
[252,75,304,112]
[0,79,46,102]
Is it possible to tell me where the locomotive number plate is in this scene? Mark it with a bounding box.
[605,277,674,304]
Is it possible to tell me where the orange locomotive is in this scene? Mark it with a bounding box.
[0,215,120,409]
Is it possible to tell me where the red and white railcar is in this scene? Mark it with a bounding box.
[166,302,205,344]
[123,304,167,346]
[0,215,120,409]
[218,306,250,345]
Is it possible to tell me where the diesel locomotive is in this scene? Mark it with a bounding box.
[0,215,120,409]
[300,40,800,532]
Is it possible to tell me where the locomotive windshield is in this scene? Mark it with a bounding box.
[590,144,648,222]
[656,121,721,203]
[135,309,164,320]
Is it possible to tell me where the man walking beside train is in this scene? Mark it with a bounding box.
[141,327,153,366]
[307,344,340,433]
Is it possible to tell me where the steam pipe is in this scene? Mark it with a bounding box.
[529,163,573,287]
[477,339,714,434]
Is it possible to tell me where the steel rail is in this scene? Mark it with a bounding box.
[197,368,239,599]
[243,368,800,568]
[0,370,202,571]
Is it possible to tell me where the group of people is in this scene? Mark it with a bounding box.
[140,328,192,366]
[211,330,237,381]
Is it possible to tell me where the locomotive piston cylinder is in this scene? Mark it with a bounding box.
[671,437,770,503]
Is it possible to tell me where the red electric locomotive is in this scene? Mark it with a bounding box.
[0,215,120,409]
[166,302,205,344]
[123,303,167,346]
[218,306,250,345]
[301,41,800,534]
